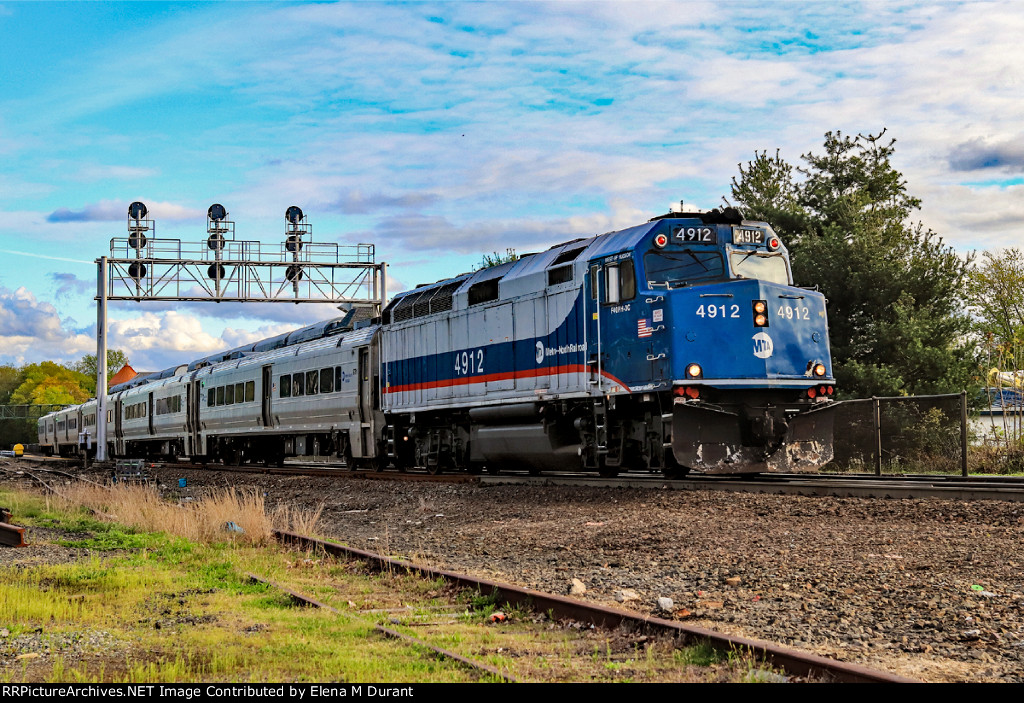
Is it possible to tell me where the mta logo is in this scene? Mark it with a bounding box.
[752,332,774,359]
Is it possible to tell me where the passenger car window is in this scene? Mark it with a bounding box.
[306,370,319,395]
[280,375,291,398]
[293,373,305,396]
[320,368,334,393]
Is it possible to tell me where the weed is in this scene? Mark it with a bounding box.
[673,640,721,667]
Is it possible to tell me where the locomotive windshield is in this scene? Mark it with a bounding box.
[644,250,724,287]
[728,251,790,285]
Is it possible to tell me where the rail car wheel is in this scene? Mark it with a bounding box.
[662,451,690,479]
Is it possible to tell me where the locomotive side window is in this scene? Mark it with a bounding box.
[280,375,291,398]
[620,259,636,300]
[599,259,636,305]
[320,368,334,393]
[644,250,724,287]
[306,370,319,395]
[245,381,255,402]
[605,264,620,304]
[293,373,305,396]
[590,265,599,299]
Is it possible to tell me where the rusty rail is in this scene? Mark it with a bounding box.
[274,529,917,683]
[0,521,27,548]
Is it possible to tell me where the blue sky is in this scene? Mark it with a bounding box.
[1,1,1022,371]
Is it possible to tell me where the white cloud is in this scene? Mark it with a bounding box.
[47,199,204,223]
[0,286,95,366]
[75,165,161,181]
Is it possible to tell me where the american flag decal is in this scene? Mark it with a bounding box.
[637,318,653,338]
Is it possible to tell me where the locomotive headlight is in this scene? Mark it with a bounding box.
[752,300,769,327]
[813,363,827,377]
[686,363,702,378]
[654,233,668,248]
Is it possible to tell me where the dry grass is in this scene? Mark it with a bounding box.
[270,500,324,537]
[45,482,322,546]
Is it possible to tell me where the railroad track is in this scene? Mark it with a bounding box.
[271,529,916,683]
[14,454,1024,500]
[480,472,1024,501]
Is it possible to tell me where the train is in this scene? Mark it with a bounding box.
[38,207,837,476]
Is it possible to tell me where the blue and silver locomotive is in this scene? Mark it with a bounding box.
[380,207,836,476]
[39,208,836,476]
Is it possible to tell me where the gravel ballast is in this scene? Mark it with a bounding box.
[6,462,1024,683]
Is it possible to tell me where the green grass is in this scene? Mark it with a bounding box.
[0,486,795,684]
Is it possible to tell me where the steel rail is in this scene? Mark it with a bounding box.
[479,474,1024,502]
[273,530,917,683]
[0,521,26,547]
[26,454,1024,499]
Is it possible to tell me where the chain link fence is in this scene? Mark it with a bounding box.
[827,393,968,475]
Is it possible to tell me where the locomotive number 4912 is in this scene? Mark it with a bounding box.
[455,349,485,376]
[696,304,740,319]
[673,225,716,243]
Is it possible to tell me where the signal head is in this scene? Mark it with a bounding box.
[128,201,148,220]
[285,206,304,225]
[208,203,227,222]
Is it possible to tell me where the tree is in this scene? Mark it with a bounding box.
[8,362,92,405]
[73,349,130,391]
[728,149,808,239]
[728,130,976,398]
[967,248,1024,348]
[0,366,20,405]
